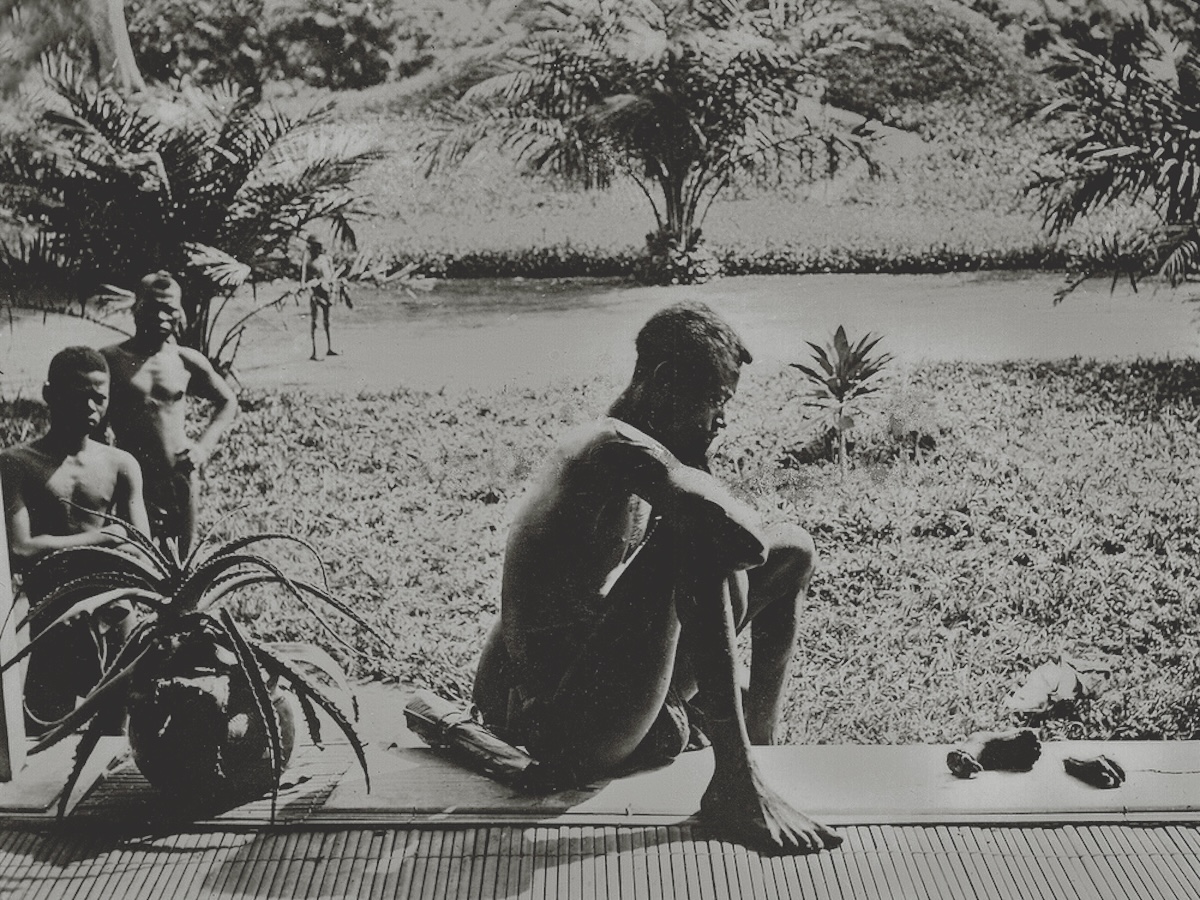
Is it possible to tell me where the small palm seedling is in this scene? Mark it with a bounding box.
[790,325,893,468]
[2,514,375,818]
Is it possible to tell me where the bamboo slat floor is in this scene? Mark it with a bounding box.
[4,822,1200,899]
[5,690,1200,899]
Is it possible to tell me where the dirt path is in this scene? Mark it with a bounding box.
[3,272,1198,395]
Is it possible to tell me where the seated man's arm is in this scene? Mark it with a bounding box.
[598,422,768,571]
[178,346,238,469]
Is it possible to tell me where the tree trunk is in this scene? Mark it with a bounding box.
[82,0,145,93]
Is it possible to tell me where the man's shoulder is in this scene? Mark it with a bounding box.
[99,340,134,360]
[0,442,49,490]
[0,442,38,469]
[554,418,674,477]
[558,417,660,452]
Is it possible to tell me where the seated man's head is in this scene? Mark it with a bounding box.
[133,271,185,340]
[620,302,752,467]
[43,346,110,437]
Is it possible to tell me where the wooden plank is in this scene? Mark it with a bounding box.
[0,481,27,782]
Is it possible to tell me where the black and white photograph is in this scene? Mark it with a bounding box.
[0,0,1198,896]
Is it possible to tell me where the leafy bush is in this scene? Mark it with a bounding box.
[384,241,1065,279]
[127,0,270,93]
[5,358,1190,744]
[266,0,401,89]
[823,0,1043,122]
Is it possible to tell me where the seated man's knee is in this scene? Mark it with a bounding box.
[767,523,817,581]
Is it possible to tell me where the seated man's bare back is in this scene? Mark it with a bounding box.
[474,302,840,855]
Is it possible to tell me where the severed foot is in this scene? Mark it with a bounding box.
[700,764,842,855]
[1064,755,1125,789]
[947,728,1042,779]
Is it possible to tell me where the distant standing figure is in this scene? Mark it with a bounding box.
[1,346,150,728]
[302,235,352,361]
[101,272,238,558]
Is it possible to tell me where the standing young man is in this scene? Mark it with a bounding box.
[472,302,840,854]
[101,271,238,558]
[1,346,150,727]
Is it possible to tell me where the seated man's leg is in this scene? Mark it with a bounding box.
[675,523,815,745]
[673,531,840,853]
[744,523,814,745]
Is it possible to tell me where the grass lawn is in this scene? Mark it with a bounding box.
[9,356,1194,746]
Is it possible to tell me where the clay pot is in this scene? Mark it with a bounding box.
[125,615,296,808]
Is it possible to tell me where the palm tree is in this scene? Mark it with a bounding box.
[1033,8,1200,292]
[0,58,382,372]
[419,0,876,284]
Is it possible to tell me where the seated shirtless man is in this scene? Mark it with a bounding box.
[473,302,841,854]
[101,271,237,557]
[1,346,150,729]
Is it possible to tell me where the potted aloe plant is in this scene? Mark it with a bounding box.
[2,516,373,817]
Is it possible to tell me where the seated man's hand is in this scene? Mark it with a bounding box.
[662,466,767,571]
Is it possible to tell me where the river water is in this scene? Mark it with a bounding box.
[3,272,1198,394]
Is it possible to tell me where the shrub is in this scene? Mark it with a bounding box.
[127,0,270,94]
[266,0,401,89]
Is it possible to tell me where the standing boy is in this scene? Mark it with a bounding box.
[302,234,351,361]
[101,271,238,558]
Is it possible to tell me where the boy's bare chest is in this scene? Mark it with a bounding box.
[123,352,189,406]
[42,454,116,521]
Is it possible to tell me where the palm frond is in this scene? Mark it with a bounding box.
[56,714,109,820]
[253,644,371,791]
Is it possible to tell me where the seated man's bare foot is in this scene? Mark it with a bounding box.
[948,728,1041,779]
[1064,755,1125,789]
[700,765,842,855]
